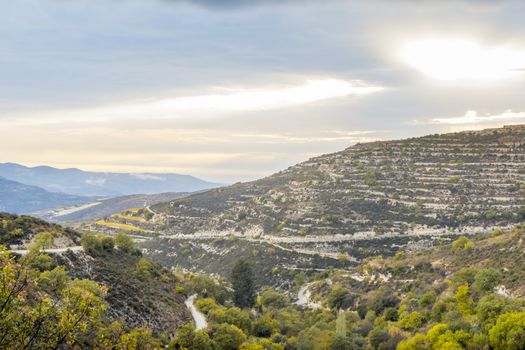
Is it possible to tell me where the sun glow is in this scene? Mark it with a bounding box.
[399,38,525,81]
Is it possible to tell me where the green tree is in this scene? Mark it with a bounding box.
[118,328,160,349]
[335,310,346,337]
[80,233,102,254]
[213,323,247,350]
[0,247,109,349]
[364,168,379,186]
[477,294,521,331]
[231,258,255,308]
[260,289,287,309]
[134,258,153,280]
[193,329,215,350]
[473,268,502,293]
[328,287,352,310]
[114,232,135,253]
[100,236,115,251]
[489,311,525,350]
[329,335,352,350]
[518,206,525,220]
[452,236,474,253]
[398,311,425,330]
[252,315,279,338]
[33,231,54,251]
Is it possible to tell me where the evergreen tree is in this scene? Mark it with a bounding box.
[230,258,255,308]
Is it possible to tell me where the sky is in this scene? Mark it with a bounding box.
[1,0,525,183]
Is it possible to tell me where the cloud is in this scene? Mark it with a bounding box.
[399,38,525,81]
[85,178,106,186]
[231,130,380,144]
[4,79,382,126]
[131,174,167,181]
[432,110,525,125]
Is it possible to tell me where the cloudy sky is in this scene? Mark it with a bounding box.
[1,0,525,182]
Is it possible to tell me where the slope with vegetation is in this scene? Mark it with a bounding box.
[93,125,524,281]
[169,226,525,350]
[0,213,192,349]
[0,211,81,248]
[3,210,525,349]
[149,124,525,237]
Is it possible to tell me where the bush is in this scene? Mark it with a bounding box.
[252,315,279,338]
[81,233,114,254]
[384,308,399,321]
[398,311,425,330]
[364,168,379,186]
[452,236,474,253]
[261,289,287,309]
[213,323,247,350]
[485,210,497,220]
[134,258,153,280]
[100,236,115,251]
[489,311,525,350]
[473,268,502,293]
[518,207,525,221]
[477,294,521,331]
[328,288,353,310]
[114,233,135,253]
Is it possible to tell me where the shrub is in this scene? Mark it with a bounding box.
[252,315,279,338]
[213,324,247,350]
[260,289,287,309]
[328,288,353,310]
[398,311,425,330]
[114,233,135,253]
[452,236,474,253]
[489,311,525,350]
[364,168,379,186]
[473,268,502,293]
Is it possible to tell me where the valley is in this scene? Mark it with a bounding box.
[1,125,524,350]
[5,1,525,348]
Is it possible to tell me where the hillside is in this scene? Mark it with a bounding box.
[1,212,191,343]
[151,124,525,236]
[33,191,192,223]
[54,248,191,335]
[95,125,525,281]
[0,211,81,248]
[4,211,525,349]
[0,163,222,197]
[313,226,525,302]
[0,176,90,214]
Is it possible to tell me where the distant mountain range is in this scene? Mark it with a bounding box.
[0,176,90,214]
[0,163,222,197]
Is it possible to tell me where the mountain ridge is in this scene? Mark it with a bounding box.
[0,176,91,214]
[0,162,222,197]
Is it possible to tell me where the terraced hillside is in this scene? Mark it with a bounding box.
[95,125,525,280]
[105,125,524,236]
